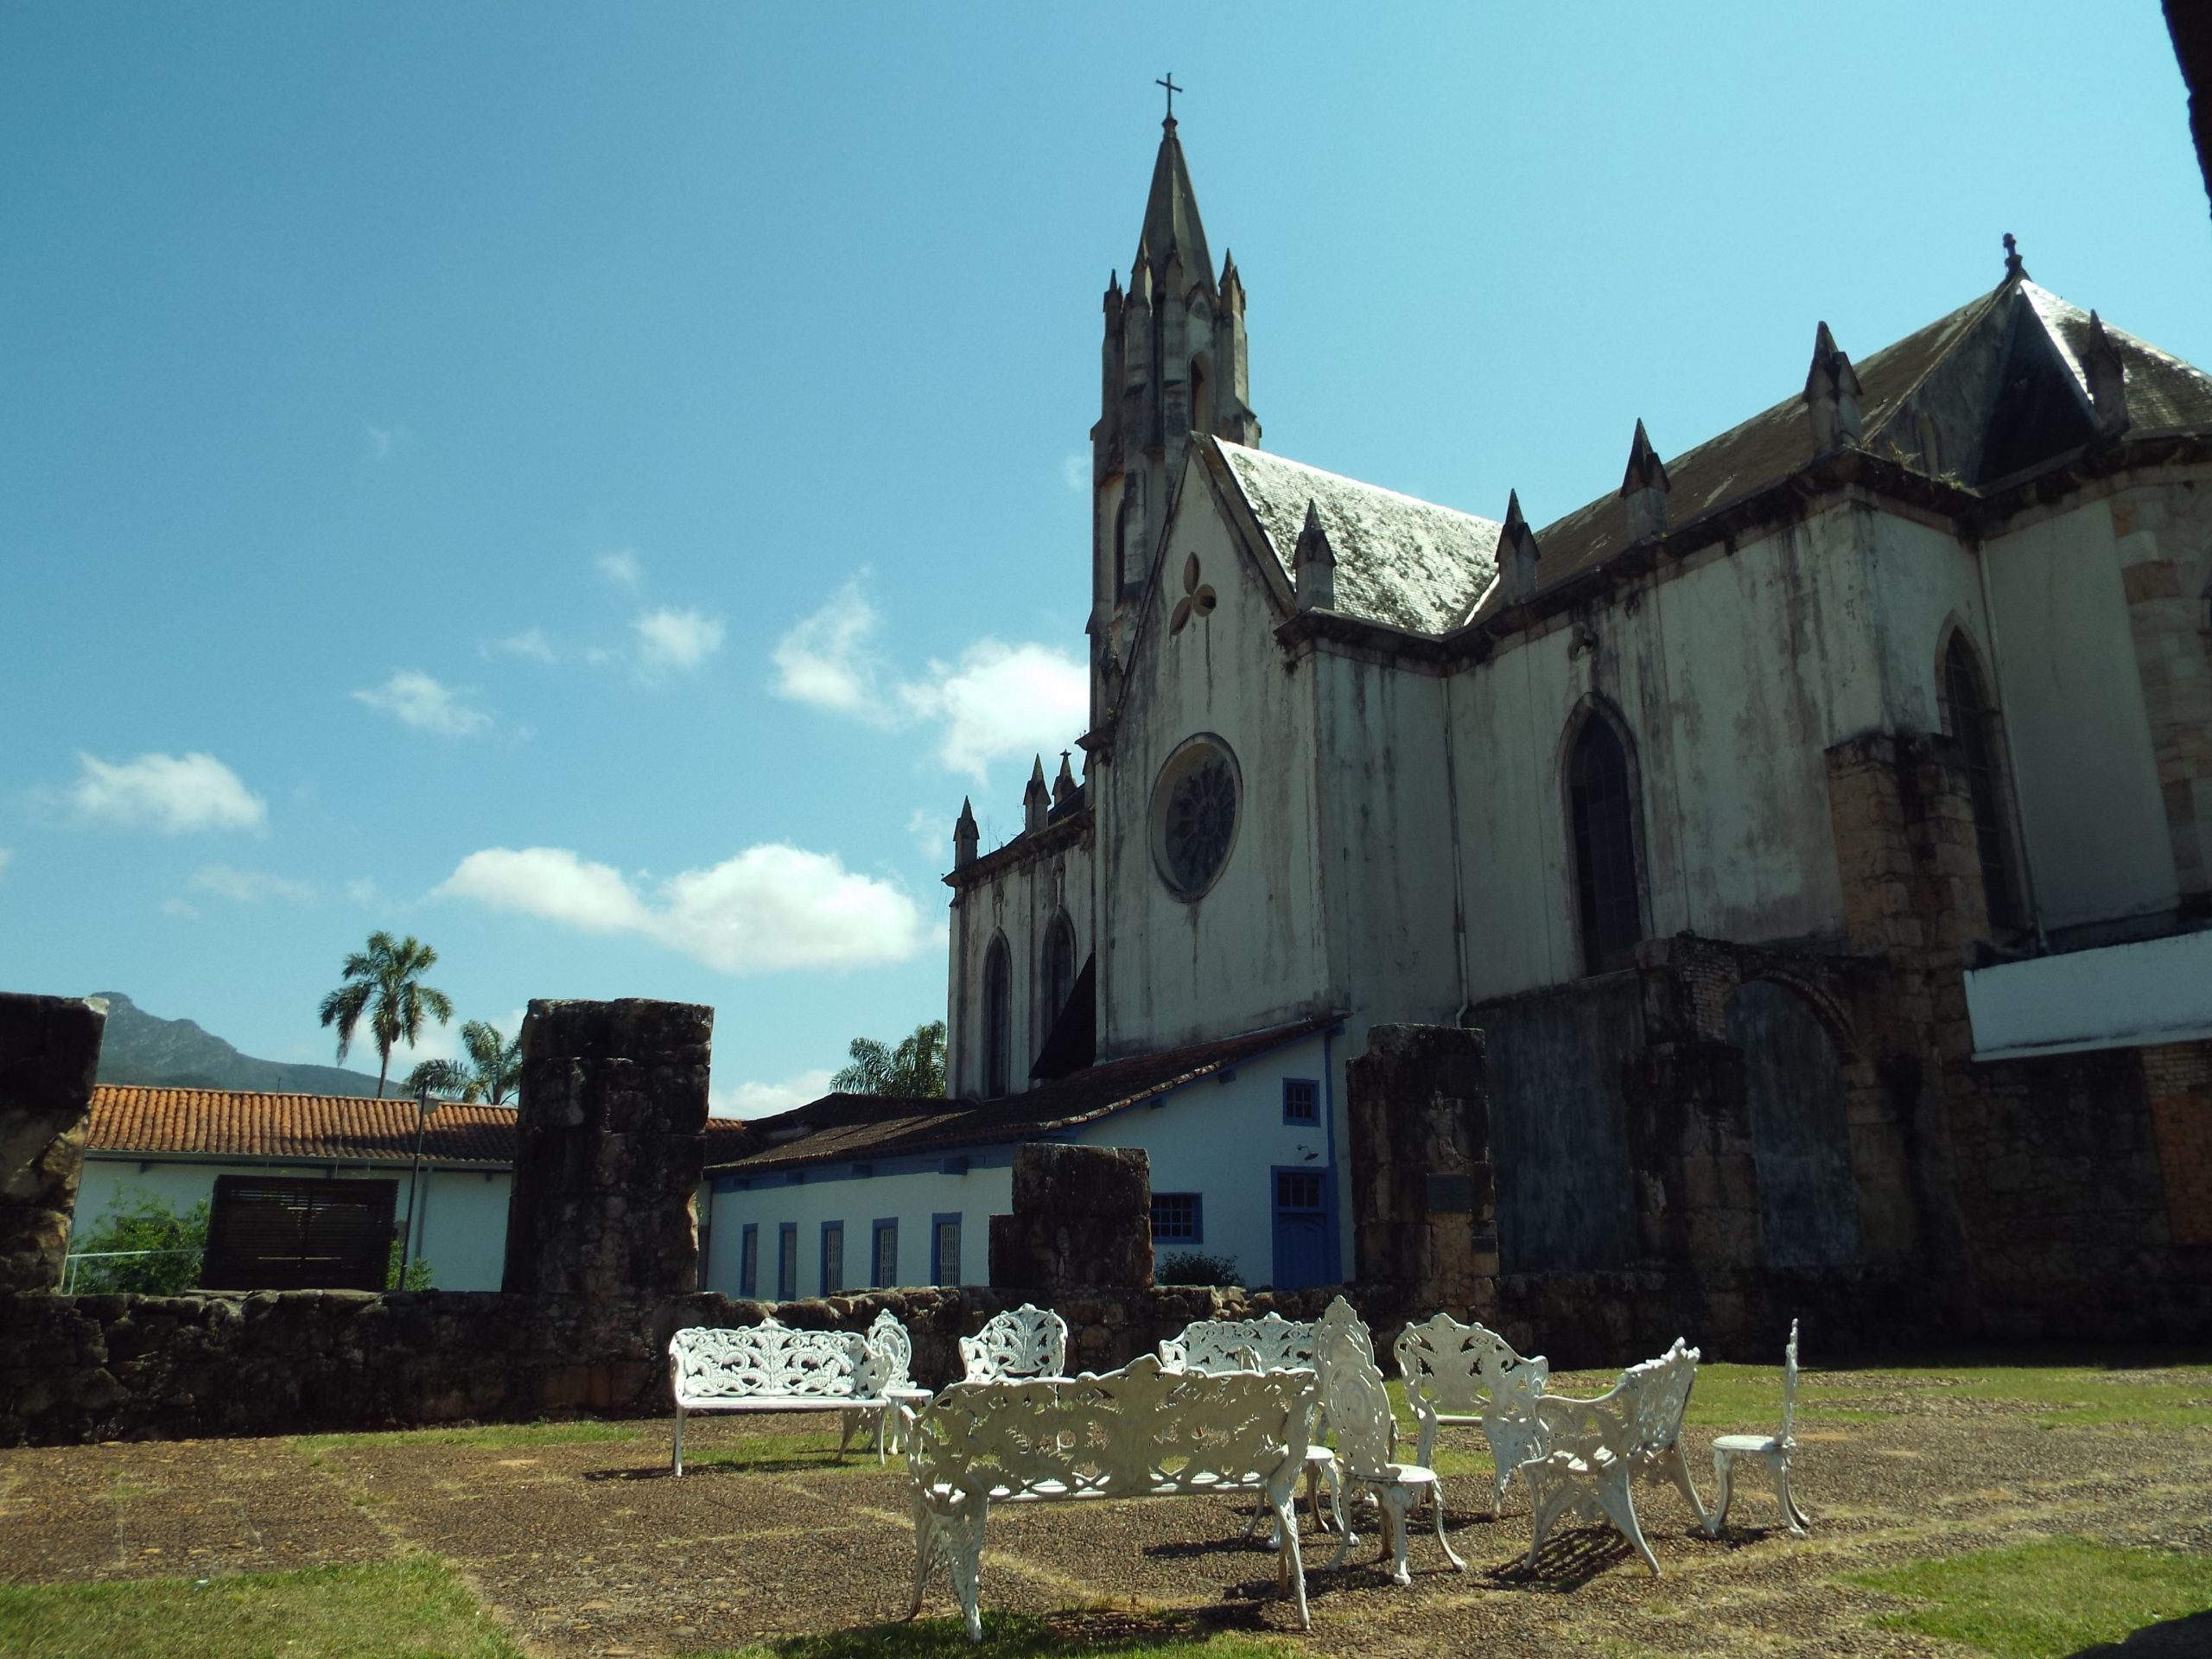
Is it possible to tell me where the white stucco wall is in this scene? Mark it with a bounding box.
[708,1027,1346,1297]
[71,1157,515,1291]
[948,833,1093,1099]
[1094,474,1331,1055]
[707,1162,1013,1296]
[1982,498,2178,931]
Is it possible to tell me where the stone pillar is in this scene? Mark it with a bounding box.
[2112,490,2212,910]
[1344,1024,1497,1319]
[0,994,107,1292]
[988,1143,1153,1292]
[502,998,712,1302]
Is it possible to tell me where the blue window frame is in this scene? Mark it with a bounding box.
[1282,1077,1320,1124]
[739,1223,759,1298]
[821,1220,844,1295]
[872,1217,899,1288]
[931,1212,962,1287]
[777,1221,798,1301]
[1150,1192,1203,1243]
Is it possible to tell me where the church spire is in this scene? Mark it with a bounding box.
[1087,100,1259,734]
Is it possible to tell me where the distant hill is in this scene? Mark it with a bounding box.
[90,991,393,1097]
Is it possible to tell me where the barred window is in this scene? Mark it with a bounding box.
[931,1214,962,1287]
[1151,1192,1203,1242]
[1282,1078,1319,1124]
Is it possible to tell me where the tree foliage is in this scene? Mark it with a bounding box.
[318,931,454,1098]
[69,1186,207,1294]
[832,1020,947,1097]
[401,1020,521,1104]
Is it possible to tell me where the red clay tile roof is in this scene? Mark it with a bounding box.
[718,1017,1338,1173]
[86,1085,758,1168]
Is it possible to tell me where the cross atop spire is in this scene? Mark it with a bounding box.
[2003,231,2026,280]
[1156,72,1182,125]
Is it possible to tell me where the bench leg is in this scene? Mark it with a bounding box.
[672,1406,685,1478]
[1430,1479,1465,1572]
[1707,1446,1736,1536]
[1275,1494,1311,1630]
[1775,1450,1810,1535]
[912,1493,988,1642]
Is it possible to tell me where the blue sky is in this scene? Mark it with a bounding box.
[4,3,2207,1113]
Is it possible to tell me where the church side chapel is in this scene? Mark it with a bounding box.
[710,107,2212,1344]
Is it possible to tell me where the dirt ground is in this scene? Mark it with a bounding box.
[4,1369,2211,1658]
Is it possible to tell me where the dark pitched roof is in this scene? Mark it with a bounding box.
[86,1084,757,1168]
[716,1016,1337,1173]
[1469,275,2212,625]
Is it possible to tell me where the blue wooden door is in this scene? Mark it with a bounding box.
[1271,1167,1334,1290]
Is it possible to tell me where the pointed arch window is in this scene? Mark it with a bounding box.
[1568,713,1644,976]
[1040,913,1077,1039]
[982,936,1013,1099]
[1938,632,2018,931]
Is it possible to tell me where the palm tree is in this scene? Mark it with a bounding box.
[318,931,454,1098]
[402,1020,522,1103]
[832,1020,947,1097]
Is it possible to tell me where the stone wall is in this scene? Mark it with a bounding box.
[0,1281,1357,1448]
[987,1142,1154,1293]
[0,994,107,1293]
[502,999,712,1303]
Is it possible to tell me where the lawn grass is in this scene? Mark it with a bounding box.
[0,1557,525,1659]
[293,1418,642,1452]
[708,1609,1290,1658]
[1845,1535,2212,1657]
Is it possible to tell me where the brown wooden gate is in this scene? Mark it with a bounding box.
[200,1175,398,1291]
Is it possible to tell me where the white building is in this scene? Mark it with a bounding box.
[710,114,2212,1320]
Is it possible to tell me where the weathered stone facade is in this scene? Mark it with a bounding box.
[987,1142,1154,1293]
[0,993,107,1293]
[502,998,713,1304]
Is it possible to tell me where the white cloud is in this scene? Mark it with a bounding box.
[435,842,925,975]
[771,583,1090,781]
[596,549,643,589]
[633,607,725,677]
[352,670,495,738]
[160,896,200,920]
[1061,454,1090,493]
[906,806,949,861]
[66,751,268,835]
[486,626,556,664]
[345,876,382,909]
[771,581,892,721]
[365,423,413,461]
[712,1068,835,1120]
[190,863,316,906]
[899,639,1090,780]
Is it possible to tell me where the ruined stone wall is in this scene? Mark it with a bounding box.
[2146,1041,2212,1249]
[0,1281,1358,1448]
[986,1142,1154,1294]
[0,994,106,1292]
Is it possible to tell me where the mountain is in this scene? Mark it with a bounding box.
[90,991,394,1097]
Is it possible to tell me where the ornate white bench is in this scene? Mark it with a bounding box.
[1393,1311,1551,1513]
[958,1302,1068,1383]
[905,1355,1316,1641]
[667,1317,891,1476]
[1522,1338,1708,1575]
[1161,1310,1341,1540]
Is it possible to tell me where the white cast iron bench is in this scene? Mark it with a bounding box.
[1393,1311,1551,1513]
[668,1317,891,1476]
[904,1354,1317,1641]
[958,1302,1069,1382]
[1160,1310,1342,1539]
[1522,1338,1708,1575]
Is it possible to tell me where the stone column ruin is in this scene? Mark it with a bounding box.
[0,993,107,1293]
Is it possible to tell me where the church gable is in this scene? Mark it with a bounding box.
[1216,441,1501,633]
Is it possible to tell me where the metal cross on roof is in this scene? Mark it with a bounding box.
[1156,73,1182,121]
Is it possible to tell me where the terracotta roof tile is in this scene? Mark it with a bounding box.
[86,1085,757,1167]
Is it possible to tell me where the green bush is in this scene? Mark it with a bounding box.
[1156,1250,1241,1287]
[67,1186,207,1294]
[385,1240,434,1291]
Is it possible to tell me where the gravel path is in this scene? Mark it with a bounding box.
[4,1372,2210,1657]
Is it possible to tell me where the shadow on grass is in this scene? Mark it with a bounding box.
[585,1449,873,1482]
[2071,1611,2212,1656]
[723,1606,1282,1659]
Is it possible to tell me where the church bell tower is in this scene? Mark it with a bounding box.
[1088,104,1259,728]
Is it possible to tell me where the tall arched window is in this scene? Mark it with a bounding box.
[982,936,1013,1099]
[1937,632,2018,931]
[1040,913,1076,1039]
[1568,712,1644,976]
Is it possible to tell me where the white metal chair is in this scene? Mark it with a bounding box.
[1317,1303,1465,1585]
[845,1309,931,1458]
[958,1303,1069,1383]
[1393,1311,1550,1513]
[1706,1319,1808,1537]
[1522,1338,1707,1576]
